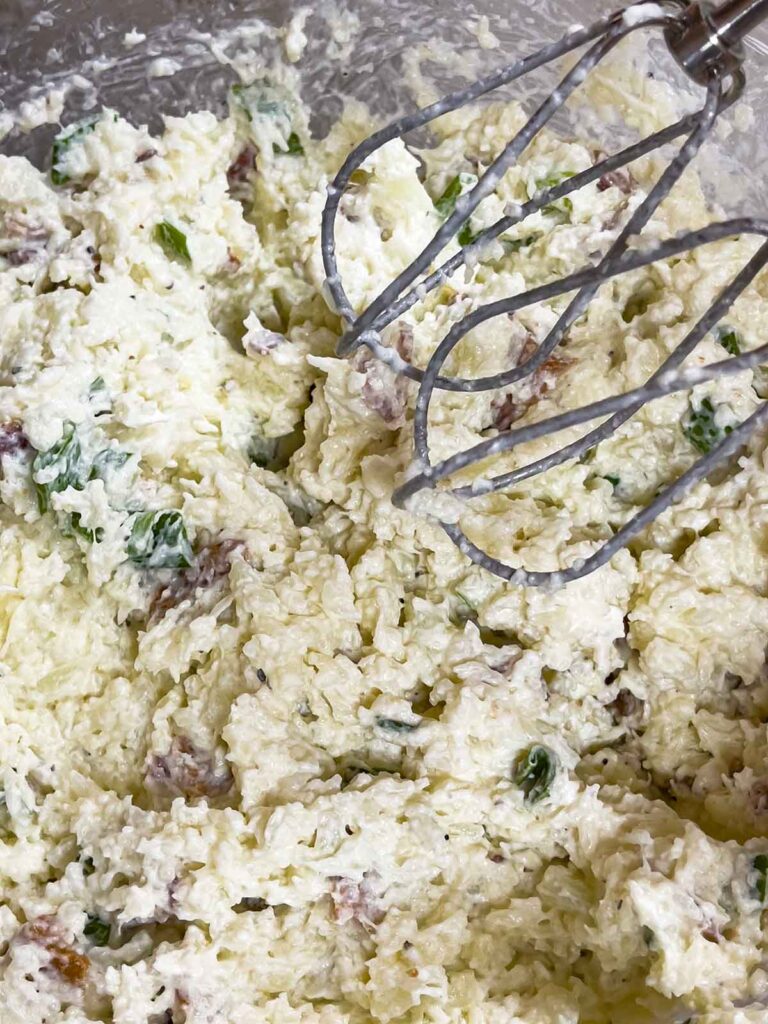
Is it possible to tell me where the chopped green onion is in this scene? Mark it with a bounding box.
[230,81,306,156]
[127,510,193,569]
[457,222,479,246]
[61,512,104,544]
[513,744,557,804]
[375,717,419,733]
[274,131,304,156]
[535,173,575,223]
[90,449,130,481]
[51,115,101,186]
[543,196,573,222]
[534,171,575,191]
[502,234,540,253]
[83,914,110,946]
[433,173,478,242]
[683,397,733,455]
[154,221,191,266]
[716,326,742,356]
[434,175,465,218]
[231,81,291,124]
[32,422,88,514]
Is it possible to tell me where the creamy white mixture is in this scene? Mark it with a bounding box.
[1,50,768,1024]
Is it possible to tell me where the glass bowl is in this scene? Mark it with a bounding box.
[3,0,768,220]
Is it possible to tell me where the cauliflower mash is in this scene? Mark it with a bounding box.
[1,49,768,1024]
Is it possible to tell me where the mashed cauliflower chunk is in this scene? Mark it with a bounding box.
[1,65,768,1024]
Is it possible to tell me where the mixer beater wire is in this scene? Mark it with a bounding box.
[321,0,768,586]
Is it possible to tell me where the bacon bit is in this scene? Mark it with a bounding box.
[243,316,285,357]
[0,421,30,456]
[6,248,39,267]
[146,735,234,800]
[490,334,571,429]
[148,539,243,625]
[5,214,48,242]
[20,916,89,987]
[354,345,408,429]
[597,169,636,195]
[224,246,241,273]
[3,214,50,267]
[488,852,505,863]
[749,779,768,815]
[391,322,414,363]
[608,688,644,724]
[329,872,385,929]
[136,148,158,164]
[701,922,721,943]
[492,652,522,675]
[227,145,257,198]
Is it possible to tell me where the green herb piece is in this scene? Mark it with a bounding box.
[90,449,130,481]
[602,474,620,489]
[230,80,305,154]
[434,173,478,242]
[89,377,106,394]
[231,81,291,123]
[154,221,191,266]
[81,855,95,877]
[513,744,557,804]
[83,914,110,946]
[274,131,304,156]
[32,422,88,514]
[716,326,742,356]
[376,717,419,734]
[434,175,463,218]
[543,197,573,221]
[457,222,479,246]
[754,853,768,904]
[535,171,575,191]
[535,173,575,223]
[683,397,733,455]
[502,234,540,254]
[61,512,104,544]
[51,115,101,185]
[127,510,193,569]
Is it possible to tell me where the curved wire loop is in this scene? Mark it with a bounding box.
[320,1,763,585]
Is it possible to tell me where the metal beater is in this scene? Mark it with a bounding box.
[321,0,768,586]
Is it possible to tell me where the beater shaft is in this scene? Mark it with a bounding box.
[666,0,768,82]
